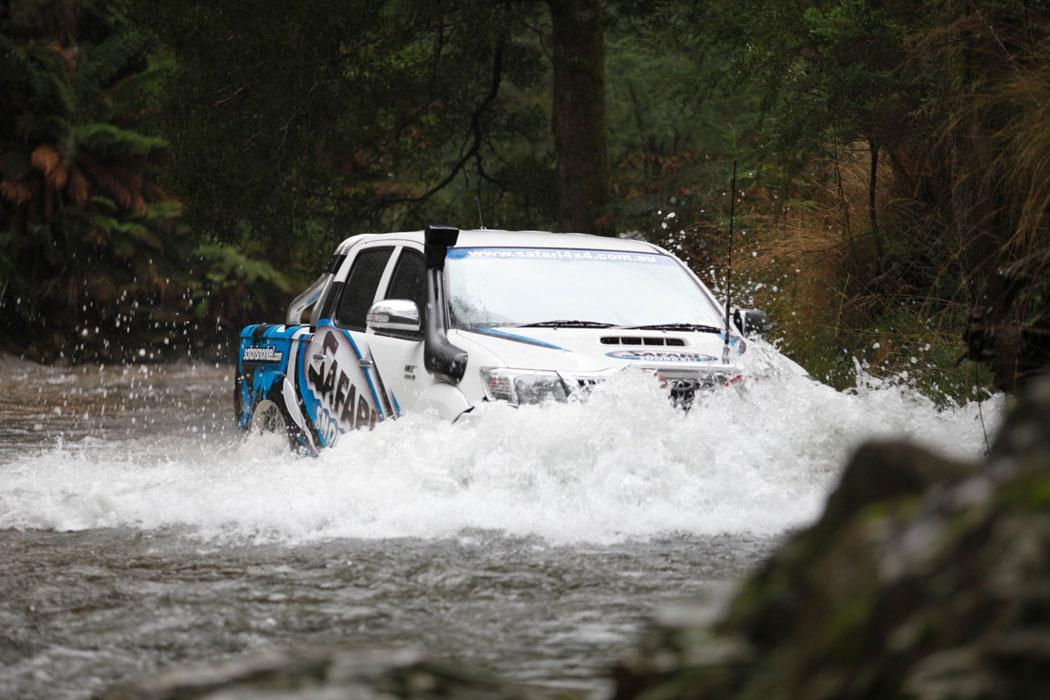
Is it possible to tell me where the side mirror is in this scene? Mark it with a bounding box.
[366,299,421,335]
[732,308,773,337]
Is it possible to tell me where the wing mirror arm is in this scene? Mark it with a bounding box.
[423,225,467,383]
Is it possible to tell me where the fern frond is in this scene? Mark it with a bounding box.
[71,122,166,159]
[79,30,152,89]
[0,179,36,204]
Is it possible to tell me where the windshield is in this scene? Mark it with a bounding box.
[446,247,724,329]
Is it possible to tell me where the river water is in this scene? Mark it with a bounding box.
[0,353,1001,698]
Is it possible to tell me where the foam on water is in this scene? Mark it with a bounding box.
[0,352,1002,544]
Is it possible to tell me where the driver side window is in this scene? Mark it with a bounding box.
[336,246,393,330]
[384,249,427,330]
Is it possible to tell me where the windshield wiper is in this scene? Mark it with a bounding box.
[624,323,724,333]
[517,319,616,329]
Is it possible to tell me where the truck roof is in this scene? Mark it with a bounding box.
[334,229,663,255]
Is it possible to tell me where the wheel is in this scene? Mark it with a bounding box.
[248,397,317,455]
[247,398,298,449]
[249,399,283,433]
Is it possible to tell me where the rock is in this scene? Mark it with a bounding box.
[97,646,553,700]
[613,374,1050,700]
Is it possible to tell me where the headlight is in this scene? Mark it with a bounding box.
[479,367,569,405]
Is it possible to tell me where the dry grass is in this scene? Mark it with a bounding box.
[725,12,1050,394]
[737,144,897,349]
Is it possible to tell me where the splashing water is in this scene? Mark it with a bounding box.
[0,353,1007,699]
[0,351,1002,545]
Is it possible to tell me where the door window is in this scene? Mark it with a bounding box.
[336,247,393,330]
[384,249,427,324]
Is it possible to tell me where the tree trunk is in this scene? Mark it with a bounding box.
[949,10,1020,391]
[832,142,860,270]
[868,138,883,276]
[548,0,611,235]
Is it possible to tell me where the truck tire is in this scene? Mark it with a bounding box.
[248,399,297,450]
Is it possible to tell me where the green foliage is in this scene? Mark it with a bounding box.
[662,0,926,170]
[0,0,290,362]
[653,0,1050,393]
[0,1,169,355]
[69,123,166,158]
[1,0,1045,392]
[190,243,292,322]
[135,0,554,274]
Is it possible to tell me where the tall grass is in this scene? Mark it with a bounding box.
[710,8,1050,399]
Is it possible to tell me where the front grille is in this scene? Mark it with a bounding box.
[658,371,734,408]
[562,370,734,408]
[570,376,604,397]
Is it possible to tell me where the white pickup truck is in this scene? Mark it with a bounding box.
[235,226,777,453]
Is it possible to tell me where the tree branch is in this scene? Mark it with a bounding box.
[379,36,506,208]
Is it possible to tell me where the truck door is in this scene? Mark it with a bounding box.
[300,244,396,447]
[366,246,429,416]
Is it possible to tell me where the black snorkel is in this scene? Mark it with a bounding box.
[424,224,468,383]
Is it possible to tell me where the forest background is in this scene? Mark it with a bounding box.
[2,0,1048,401]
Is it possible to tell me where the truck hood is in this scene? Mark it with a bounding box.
[449,326,745,377]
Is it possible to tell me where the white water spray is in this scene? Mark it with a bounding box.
[0,350,1001,544]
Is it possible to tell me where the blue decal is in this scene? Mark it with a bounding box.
[446,247,673,264]
[471,327,564,350]
[716,333,746,355]
[315,318,386,421]
[337,328,385,421]
[236,323,299,429]
[296,340,324,445]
